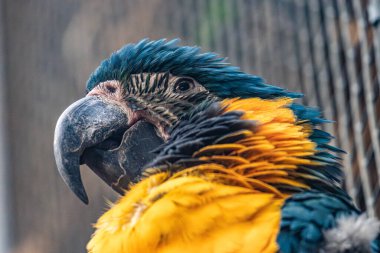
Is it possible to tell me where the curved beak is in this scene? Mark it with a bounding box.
[54,96,163,204]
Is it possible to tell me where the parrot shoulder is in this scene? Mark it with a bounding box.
[278,190,380,253]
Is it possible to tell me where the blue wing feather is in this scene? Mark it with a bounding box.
[277,190,380,253]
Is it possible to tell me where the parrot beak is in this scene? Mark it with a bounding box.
[54,96,164,204]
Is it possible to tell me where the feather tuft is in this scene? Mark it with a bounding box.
[322,214,380,253]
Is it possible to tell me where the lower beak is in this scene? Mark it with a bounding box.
[54,96,163,204]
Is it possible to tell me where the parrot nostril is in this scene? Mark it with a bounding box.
[106,84,117,93]
[87,80,122,96]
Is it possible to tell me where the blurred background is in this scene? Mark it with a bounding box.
[0,0,379,252]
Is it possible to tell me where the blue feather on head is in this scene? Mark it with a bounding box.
[87,38,302,99]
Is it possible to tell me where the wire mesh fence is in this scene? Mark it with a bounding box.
[1,0,380,252]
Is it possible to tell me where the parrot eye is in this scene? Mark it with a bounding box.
[173,78,194,93]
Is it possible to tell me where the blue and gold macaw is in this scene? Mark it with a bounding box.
[54,39,380,253]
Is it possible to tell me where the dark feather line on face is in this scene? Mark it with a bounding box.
[119,72,214,135]
[123,72,172,96]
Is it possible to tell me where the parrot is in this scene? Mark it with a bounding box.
[53,39,380,253]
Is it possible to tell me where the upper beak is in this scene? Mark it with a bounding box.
[54,96,163,204]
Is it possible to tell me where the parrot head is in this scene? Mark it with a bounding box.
[54,39,302,204]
